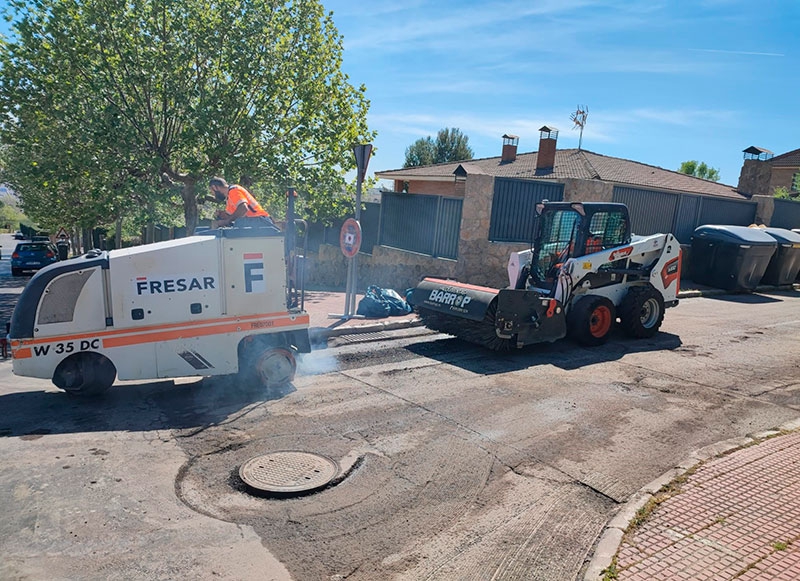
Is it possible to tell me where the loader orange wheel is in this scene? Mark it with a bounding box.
[567,296,616,347]
[589,304,613,338]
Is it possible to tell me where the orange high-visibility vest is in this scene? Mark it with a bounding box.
[225,185,270,218]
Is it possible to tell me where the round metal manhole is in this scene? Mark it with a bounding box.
[239,451,339,495]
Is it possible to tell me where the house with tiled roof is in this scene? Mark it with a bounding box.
[366,127,787,288]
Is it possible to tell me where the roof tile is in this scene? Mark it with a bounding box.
[377,149,745,199]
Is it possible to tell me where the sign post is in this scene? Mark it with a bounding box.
[331,144,373,321]
[349,144,372,315]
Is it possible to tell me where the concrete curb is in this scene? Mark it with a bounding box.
[581,418,800,581]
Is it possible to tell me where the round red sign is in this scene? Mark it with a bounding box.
[340,218,362,258]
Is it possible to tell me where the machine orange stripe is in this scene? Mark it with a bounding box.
[14,347,32,359]
[15,312,308,346]
[102,315,309,348]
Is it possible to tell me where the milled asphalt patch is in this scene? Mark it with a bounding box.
[306,282,800,581]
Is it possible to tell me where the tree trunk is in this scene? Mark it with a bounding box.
[115,216,123,249]
[182,181,198,236]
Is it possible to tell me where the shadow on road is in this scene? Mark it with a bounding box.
[0,374,295,438]
[704,292,788,304]
[405,330,683,374]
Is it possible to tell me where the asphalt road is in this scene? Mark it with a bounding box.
[1,234,799,580]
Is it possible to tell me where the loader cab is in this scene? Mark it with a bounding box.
[528,202,631,292]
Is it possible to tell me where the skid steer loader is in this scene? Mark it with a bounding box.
[409,202,681,350]
[9,226,310,395]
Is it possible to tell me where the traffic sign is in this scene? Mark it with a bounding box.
[56,227,69,239]
[339,218,362,258]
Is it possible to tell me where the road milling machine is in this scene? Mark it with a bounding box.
[9,226,310,395]
[409,202,681,350]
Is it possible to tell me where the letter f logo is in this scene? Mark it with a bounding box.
[243,253,265,293]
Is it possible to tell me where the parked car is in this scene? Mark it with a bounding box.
[11,241,59,276]
[13,231,26,240]
[32,235,51,242]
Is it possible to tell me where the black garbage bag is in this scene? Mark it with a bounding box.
[357,285,413,318]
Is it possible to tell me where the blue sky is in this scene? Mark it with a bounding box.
[324,0,798,187]
[1,1,796,188]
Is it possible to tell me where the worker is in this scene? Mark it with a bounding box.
[208,177,280,231]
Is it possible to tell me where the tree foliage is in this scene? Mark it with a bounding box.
[0,0,372,235]
[773,186,799,201]
[678,160,721,182]
[403,127,473,168]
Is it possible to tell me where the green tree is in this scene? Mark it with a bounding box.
[0,0,372,235]
[773,186,798,201]
[678,160,721,182]
[403,127,473,168]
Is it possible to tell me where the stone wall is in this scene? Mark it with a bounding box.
[303,243,458,294]
[752,195,775,226]
[454,173,528,286]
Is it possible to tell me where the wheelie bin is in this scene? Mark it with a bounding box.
[690,225,776,291]
[760,228,800,285]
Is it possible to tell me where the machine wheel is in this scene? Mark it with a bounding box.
[11,267,22,276]
[568,296,615,346]
[252,347,296,388]
[52,352,116,396]
[239,335,297,388]
[619,285,665,339]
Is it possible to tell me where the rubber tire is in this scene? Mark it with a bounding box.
[619,285,665,339]
[11,267,22,276]
[253,347,297,389]
[238,335,297,388]
[568,296,616,346]
[52,352,116,396]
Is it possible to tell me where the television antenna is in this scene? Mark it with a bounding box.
[570,105,589,150]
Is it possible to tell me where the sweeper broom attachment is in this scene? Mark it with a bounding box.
[409,278,567,351]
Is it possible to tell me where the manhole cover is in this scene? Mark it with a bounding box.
[239,451,339,495]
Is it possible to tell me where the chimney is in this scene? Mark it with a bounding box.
[501,134,519,163]
[536,126,558,171]
[737,146,775,196]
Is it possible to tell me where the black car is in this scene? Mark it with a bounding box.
[11,241,59,276]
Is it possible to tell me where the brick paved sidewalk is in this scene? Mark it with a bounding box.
[609,430,800,581]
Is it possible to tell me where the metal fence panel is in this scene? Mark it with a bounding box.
[433,197,462,259]
[360,202,380,254]
[612,186,678,236]
[770,199,800,229]
[489,179,564,242]
[673,195,701,243]
[698,197,756,227]
[379,192,440,255]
